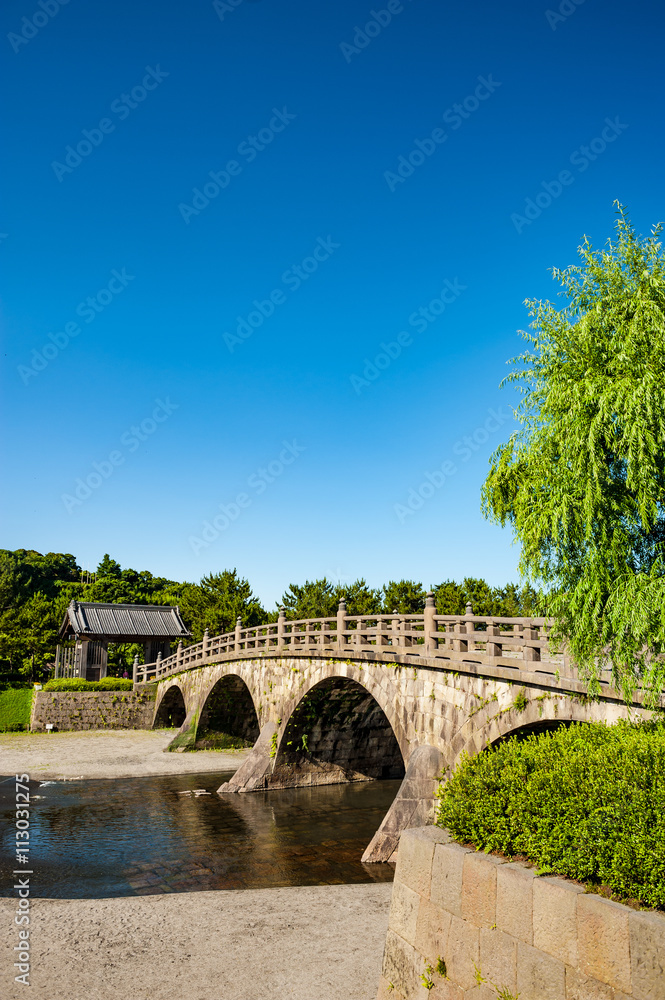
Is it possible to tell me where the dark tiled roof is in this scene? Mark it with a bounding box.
[59,601,190,641]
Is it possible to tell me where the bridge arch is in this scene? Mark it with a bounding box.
[153,683,187,729]
[271,675,406,785]
[451,692,626,771]
[197,673,260,748]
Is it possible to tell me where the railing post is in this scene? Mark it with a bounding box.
[523,619,540,662]
[133,654,139,685]
[336,598,347,650]
[464,602,475,651]
[355,619,364,647]
[156,651,162,676]
[486,623,502,659]
[277,607,286,648]
[235,617,242,652]
[203,627,210,660]
[424,592,437,653]
[176,641,183,668]
[391,610,400,649]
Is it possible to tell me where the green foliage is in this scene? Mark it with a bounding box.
[281,578,338,618]
[44,678,134,691]
[513,689,528,712]
[179,570,265,641]
[434,578,538,617]
[280,577,383,618]
[339,578,382,615]
[434,957,447,978]
[474,965,519,999]
[437,720,665,909]
[0,687,33,731]
[0,591,63,680]
[0,549,79,610]
[482,206,665,706]
[420,963,435,990]
[381,579,426,613]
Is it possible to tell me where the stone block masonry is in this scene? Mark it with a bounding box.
[377,826,665,1000]
[31,690,155,732]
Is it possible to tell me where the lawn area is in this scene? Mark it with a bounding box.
[0,687,33,731]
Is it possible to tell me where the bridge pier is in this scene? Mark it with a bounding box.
[361,745,444,862]
[217,721,278,793]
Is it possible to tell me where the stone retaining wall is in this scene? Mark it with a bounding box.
[378,826,665,1000]
[31,690,155,732]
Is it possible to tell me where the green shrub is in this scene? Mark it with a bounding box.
[0,688,34,731]
[44,678,134,692]
[436,720,665,909]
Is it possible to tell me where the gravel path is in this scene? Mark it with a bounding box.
[0,729,251,779]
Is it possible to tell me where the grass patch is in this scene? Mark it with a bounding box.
[193,730,254,750]
[44,678,134,692]
[437,720,665,910]
[0,688,33,731]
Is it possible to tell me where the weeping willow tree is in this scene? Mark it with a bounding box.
[482,205,665,706]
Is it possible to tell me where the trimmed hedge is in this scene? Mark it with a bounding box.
[0,688,34,731]
[43,678,135,692]
[436,720,665,909]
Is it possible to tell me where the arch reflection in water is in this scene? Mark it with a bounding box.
[0,771,399,898]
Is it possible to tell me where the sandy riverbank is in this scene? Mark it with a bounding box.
[1,883,392,1000]
[0,729,251,780]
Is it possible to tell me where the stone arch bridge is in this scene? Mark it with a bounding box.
[135,598,656,861]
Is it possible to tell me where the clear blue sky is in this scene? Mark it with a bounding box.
[2,0,663,607]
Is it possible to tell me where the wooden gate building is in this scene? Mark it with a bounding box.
[55,600,190,681]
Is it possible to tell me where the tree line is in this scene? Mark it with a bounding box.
[0,548,536,680]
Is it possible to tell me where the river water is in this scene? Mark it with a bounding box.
[0,771,399,898]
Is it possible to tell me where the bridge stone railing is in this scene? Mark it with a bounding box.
[133,594,600,688]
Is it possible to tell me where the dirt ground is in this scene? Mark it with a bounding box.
[0,731,393,999]
[0,729,251,780]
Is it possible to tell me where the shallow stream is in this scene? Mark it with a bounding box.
[0,771,399,898]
